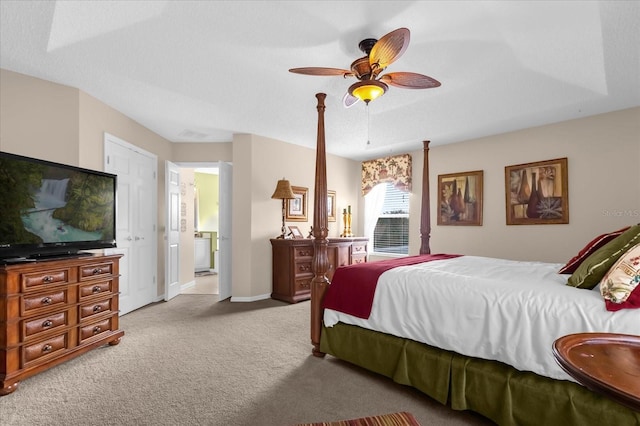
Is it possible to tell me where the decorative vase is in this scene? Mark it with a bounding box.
[517,169,530,204]
[527,172,541,218]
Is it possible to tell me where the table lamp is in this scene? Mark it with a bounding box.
[271,178,295,238]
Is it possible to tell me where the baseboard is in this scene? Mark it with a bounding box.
[181,280,196,291]
[230,293,270,303]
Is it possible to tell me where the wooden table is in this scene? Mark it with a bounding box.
[553,333,640,412]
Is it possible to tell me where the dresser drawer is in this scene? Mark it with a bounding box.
[79,262,114,281]
[79,297,115,320]
[294,247,313,259]
[79,280,114,300]
[22,288,70,316]
[352,243,367,255]
[23,309,73,340]
[351,242,367,265]
[351,254,367,264]
[22,268,72,292]
[22,332,69,367]
[295,260,312,277]
[79,316,115,344]
[295,277,312,293]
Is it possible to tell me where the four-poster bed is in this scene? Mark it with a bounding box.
[308,93,640,425]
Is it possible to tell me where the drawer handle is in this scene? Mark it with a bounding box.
[41,297,52,305]
[42,344,52,353]
[92,268,103,275]
[42,275,54,283]
[92,326,102,335]
[92,285,102,294]
[42,320,53,328]
[300,281,310,288]
[298,265,310,272]
[93,305,102,313]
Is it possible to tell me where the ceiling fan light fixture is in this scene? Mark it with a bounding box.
[349,80,388,104]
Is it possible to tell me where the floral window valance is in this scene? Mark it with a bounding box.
[361,153,412,196]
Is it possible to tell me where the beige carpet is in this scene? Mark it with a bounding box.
[0,296,493,426]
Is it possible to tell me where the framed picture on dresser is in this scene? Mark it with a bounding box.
[288,226,304,239]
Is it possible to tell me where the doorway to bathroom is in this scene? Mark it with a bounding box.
[174,161,232,301]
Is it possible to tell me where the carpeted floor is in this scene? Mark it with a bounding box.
[0,295,493,426]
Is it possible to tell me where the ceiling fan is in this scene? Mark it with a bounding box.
[289,28,441,108]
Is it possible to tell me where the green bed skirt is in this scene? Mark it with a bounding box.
[320,323,639,426]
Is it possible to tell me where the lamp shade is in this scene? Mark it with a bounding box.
[271,178,295,199]
[349,80,388,104]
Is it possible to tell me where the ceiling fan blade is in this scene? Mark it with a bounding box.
[369,28,410,71]
[342,92,360,108]
[380,72,441,89]
[289,67,353,77]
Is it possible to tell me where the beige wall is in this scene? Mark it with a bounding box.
[229,133,360,300]
[1,69,360,302]
[171,142,232,163]
[1,68,173,298]
[0,69,80,163]
[422,107,640,263]
[3,68,638,301]
[78,90,173,297]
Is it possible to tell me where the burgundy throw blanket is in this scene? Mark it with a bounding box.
[322,253,461,319]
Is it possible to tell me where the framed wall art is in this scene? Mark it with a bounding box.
[505,157,568,225]
[438,170,483,226]
[327,190,336,222]
[286,186,308,222]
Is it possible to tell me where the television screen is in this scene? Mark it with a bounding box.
[0,151,117,262]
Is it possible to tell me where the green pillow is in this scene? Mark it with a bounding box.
[567,224,640,289]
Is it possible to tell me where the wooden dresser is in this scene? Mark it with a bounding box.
[270,237,368,303]
[0,253,124,395]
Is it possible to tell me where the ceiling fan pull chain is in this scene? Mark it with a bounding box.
[366,104,371,146]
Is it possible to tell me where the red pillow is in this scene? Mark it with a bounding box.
[558,226,630,274]
[601,242,640,311]
[605,286,640,311]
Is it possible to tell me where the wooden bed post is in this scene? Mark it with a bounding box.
[309,102,431,354]
[420,140,431,254]
[311,93,330,357]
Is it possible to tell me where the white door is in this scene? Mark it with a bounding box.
[165,161,181,301]
[104,133,157,315]
[218,161,232,301]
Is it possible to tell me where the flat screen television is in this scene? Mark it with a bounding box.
[0,151,117,263]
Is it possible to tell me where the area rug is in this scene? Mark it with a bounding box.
[295,411,421,426]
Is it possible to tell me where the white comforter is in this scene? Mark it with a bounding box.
[324,255,640,382]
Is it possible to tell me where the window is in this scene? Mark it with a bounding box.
[372,182,409,254]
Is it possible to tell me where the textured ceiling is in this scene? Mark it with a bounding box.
[1,1,639,161]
